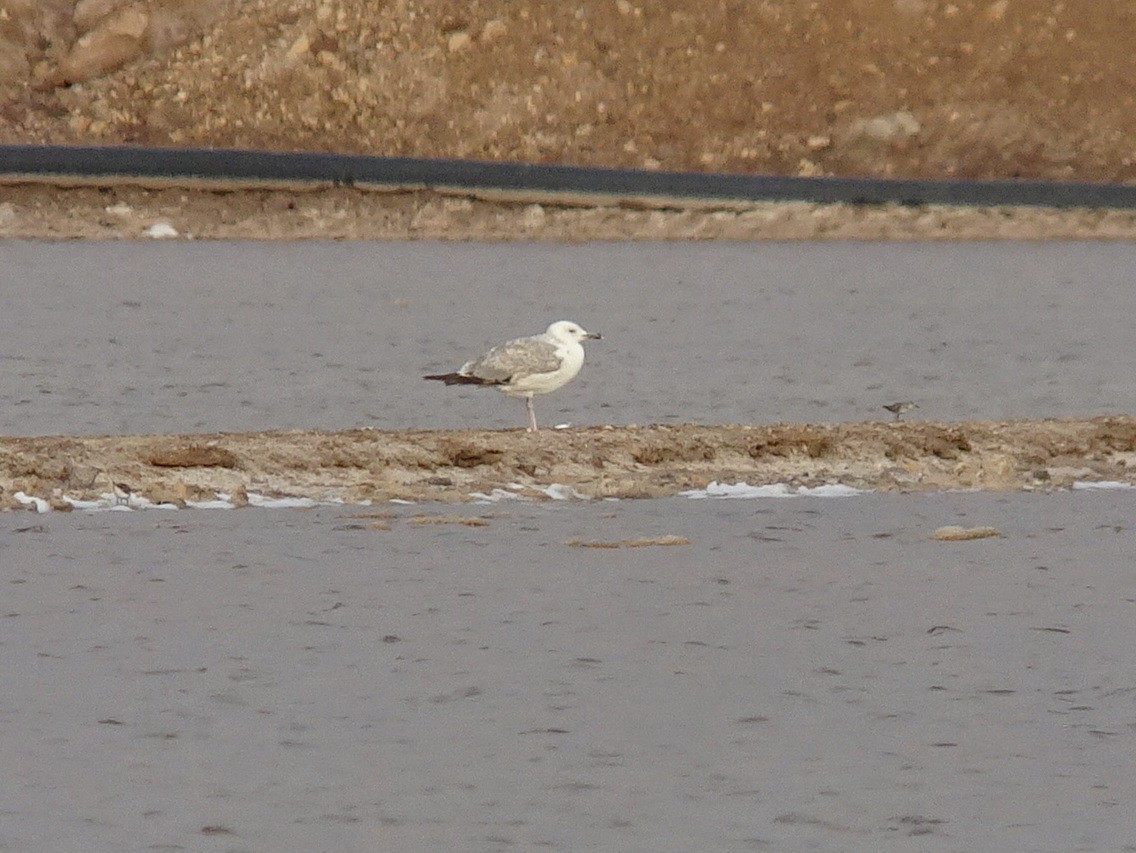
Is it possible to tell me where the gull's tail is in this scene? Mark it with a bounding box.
[423,372,487,386]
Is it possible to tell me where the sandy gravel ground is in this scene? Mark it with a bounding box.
[6,1,1136,183]
[8,182,1136,241]
[4,2,1136,240]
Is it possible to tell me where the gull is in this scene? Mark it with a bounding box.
[883,401,919,421]
[424,320,601,431]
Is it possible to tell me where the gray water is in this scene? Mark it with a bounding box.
[1,240,1133,435]
[3,240,1135,852]
[3,491,1136,852]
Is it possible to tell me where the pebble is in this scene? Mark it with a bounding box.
[481,19,507,42]
[287,34,311,58]
[73,0,121,34]
[59,29,143,83]
[59,2,152,82]
[447,31,471,52]
[932,525,1003,541]
[797,158,823,177]
[846,110,921,143]
[986,0,1010,21]
[106,7,150,40]
[144,221,179,238]
[521,203,546,229]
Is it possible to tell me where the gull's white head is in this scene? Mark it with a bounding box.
[547,320,601,343]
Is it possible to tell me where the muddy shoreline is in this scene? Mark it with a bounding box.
[4,416,1133,509]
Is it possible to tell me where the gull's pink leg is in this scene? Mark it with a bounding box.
[525,397,538,432]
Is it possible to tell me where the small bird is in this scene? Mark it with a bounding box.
[883,401,919,421]
[424,320,601,432]
[101,469,134,506]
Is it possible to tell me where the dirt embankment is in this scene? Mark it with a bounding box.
[4,417,1134,509]
[4,2,1136,241]
[6,1,1136,183]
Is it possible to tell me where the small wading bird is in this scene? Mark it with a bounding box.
[424,320,601,432]
[883,401,919,421]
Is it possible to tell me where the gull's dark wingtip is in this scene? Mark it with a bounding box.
[424,372,486,386]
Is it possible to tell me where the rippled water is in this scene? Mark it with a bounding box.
[3,490,1135,851]
[2,240,1133,435]
[4,240,1135,852]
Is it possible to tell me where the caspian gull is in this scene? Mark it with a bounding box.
[424,320,601,431]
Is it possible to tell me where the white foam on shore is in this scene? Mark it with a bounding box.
[542,483,590,500]
[186,497,238,510]
[679,481,865,499]
[469,488,527,503]
[7,480,1133,513]
[803,483,866,497]
[247,494,322,509]
[11,491,344,514]
[471,483,591,503]
[13,492,50,514]
[3,481,879,513]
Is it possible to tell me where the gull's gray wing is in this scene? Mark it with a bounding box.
[463,336,562,382]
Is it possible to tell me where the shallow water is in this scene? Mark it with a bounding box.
[2,490,1135,852]
[2,240,1133,435]
[4,240,1135,852]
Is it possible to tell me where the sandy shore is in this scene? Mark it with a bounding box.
[3,416,1134,509]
